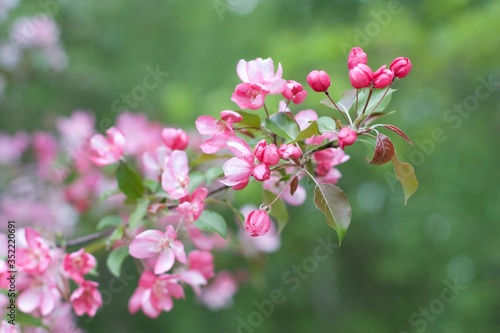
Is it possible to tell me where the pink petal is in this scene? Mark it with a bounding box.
[195,116,219,136]
[154,250,175,274]
[171,240,187,263]
[226,137,253,160]
[236,59,250,82]
[129,230,163,259]
[222,157,253,182]
[18,288,42,313]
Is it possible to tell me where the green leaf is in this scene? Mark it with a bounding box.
[292,121,319,143]
[97,215,123,231]
[107,246,129,278]
[195,210,227,238]
[357,88,396,115]
[391,153,418,205]
[16,311,49,329]
[143,178,160,193]
[313,183,352,245]
[116,161,145,199]
[128,198,149,229]
[263,190,289,233]
[317,116,337,133]
[369,133,395,165]
[236,110,261,128]
[265,112,300,141]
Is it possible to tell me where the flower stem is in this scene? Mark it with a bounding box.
[325,91,351,125]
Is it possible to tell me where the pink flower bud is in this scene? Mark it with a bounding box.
[278,144,302,160]
[337,127,357,149]
[347,46,368,70]
[306,70,331,92]
[254,140,280,166]
[390,57,412,78]
[161,127,189,150]
[253,139,266,161]
[253,163,270,181]
[373,65,394,89]
[245,210,271,237]
[282,80,308,104]
[88,127,125,166]
[349,64,373,89]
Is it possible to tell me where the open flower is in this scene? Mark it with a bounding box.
[236,57,286,94]
[70,280,102,317]
[162,150,190,199]
[196,110,243,154]
[129,225,187,275]
[88,127,126,166]
[63,248,96,283]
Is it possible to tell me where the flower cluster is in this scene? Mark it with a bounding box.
[0,45,416,330]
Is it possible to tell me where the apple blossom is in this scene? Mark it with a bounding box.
[245,209,271,237]
[390,56,412,78]
[236,57,286,94]
[161,127,189,150]
[373,65,394,89]
[282,80,308,104]
[349,63,373,89]
[129,225,187,275]
[231,82,270,110]
[348,46,368,70]
[176,187,209,223]
[17,228,52,274]
[70,280,102,317]
[88,127,126,166]
[63,248,96,283]
[198,271,238,310]
[161,150,190,199]
[337,127,357,149]
[195,110,242,154]
[307,70,331,92]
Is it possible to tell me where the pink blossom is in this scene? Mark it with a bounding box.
[390,57,412,78]
[0,320,18,333]
[245,209,271,237]
[253,140,280,166]
[373,65,394,89]
[142,146,170,179]
[313,148,350,184]
[307,70,331,92]
[239,205,280,255]
[231,83,269,110]
[32,132,58,179]
[198,271,238,310]
[176,187,208,223]
[70,280,102,317]
[129,225,187,275]
[56,111,95,151]
[63,248,96,283]
[236,57,286,94]
[115,112,162,157]
[128,271,185,318]
[187,226,228,251]
[295,109,334,145]
[161,127,189,150]
[161,150,190,199]
[220,137,255,189]
[64,172,101,212]
[282,80,308,104]
[195,110,242,154]
[88,127,126,166]
[349,63,373,89]
[17,228,52,274]
[278,144,302,160]
[17,275,60,316]
[0,131,29,165]
[178,250,214,294]
[337,127,357,149]
[347,47,368,70]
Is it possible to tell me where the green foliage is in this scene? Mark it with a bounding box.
[194,210,227,238]
[116,161,145,199]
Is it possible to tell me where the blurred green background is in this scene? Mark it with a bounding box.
[1,0,499,332]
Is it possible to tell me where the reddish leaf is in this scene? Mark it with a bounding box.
[290,176,299,196]
[383,124,413,145]
[369,133,395,165]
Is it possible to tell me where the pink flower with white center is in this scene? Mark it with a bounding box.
[373,65,394,89]
[17,228,52,275]
[128,271,185,318]
[70,280,102,317]
[88,127,126,166]
[176,187,208,223]
[282,80,308,104]
[161,127,189,150]
[337,127,357,149]
[161,150,190,199]
[129,225,187,275]
[231,83,269,110]
[63,248,96,283]
[17,275,60,316]
[245,209,271,237]
[220,137,255,189]
[236,57,286,95]
[198,271,238,310]
[195,110,243,154]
